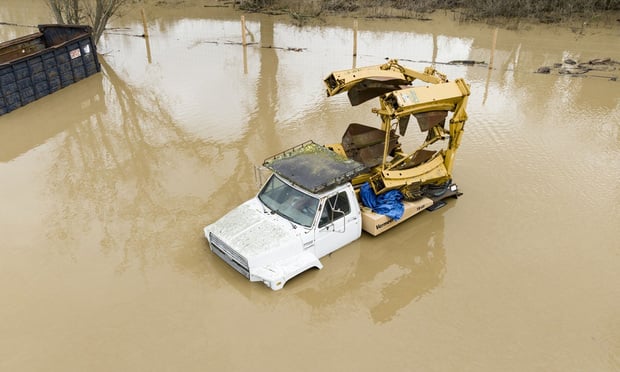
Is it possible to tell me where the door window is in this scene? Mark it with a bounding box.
[319,191,350,228]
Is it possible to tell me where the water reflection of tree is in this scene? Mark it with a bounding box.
[177,15,285,282]
[46,57,248,272]
[44,12,289,276]
[246,15,284,156]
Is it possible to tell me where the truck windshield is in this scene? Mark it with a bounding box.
[258,175,319,228]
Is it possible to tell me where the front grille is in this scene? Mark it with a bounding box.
[209,232,250,278]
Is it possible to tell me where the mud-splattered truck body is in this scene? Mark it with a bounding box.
[204,142,459,290]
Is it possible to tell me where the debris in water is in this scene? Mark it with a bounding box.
[535,57,619,80]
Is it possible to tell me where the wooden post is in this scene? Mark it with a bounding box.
[241,16,247,74]
[241,15,247,47]
[141,8,151,64]
[141,8,149,39]
[352,19,358,68]
[489,27,498,70]
[483,28,498,104]
[352,19,358,57]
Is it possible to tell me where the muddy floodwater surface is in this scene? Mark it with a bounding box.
[1,1,619,371]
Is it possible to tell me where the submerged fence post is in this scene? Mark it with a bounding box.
[241,15,248,74]
[489,27,498,70]
[483,28,498,104]
[353,19,358,57]
[141,8,150,38]
[141,8,152,64]
[241,15,247,47]
[352,19,358,68]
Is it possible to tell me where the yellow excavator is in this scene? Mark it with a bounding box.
[324,59,470,201]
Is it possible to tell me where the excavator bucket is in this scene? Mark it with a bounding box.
[398,115,410,136]
[414,111,448,131]
[341,123,400,168]
[346,77,409,106]
[323,64,410,102]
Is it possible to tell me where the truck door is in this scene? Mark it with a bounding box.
[314,189,361,258]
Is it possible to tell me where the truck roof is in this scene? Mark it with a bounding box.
[263,141,367,193]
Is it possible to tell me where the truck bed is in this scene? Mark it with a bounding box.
[361,197,434,236]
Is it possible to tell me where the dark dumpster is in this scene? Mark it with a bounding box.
[0,24,101,115]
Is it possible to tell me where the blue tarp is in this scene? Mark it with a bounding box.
[360,182,404,220]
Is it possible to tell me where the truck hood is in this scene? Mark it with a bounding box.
[205,200,304,266]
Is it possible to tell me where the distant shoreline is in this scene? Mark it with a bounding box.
[219,0,620,27]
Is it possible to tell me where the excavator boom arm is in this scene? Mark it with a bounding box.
[323,59,449,106]
[323,59,470,195]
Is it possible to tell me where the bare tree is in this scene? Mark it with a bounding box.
[46,0,129,46]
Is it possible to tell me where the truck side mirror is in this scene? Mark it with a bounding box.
[331,208,346,233]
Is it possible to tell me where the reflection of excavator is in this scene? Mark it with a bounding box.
[324,59,470,201]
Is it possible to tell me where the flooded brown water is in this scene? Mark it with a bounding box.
[1,1,619,371]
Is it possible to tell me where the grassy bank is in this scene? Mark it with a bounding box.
[238,0,620,24]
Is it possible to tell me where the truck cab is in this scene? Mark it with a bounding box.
[204,142,365,290]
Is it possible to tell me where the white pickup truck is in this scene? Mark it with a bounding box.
[203,141,460,290]
[204,60,469,290]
